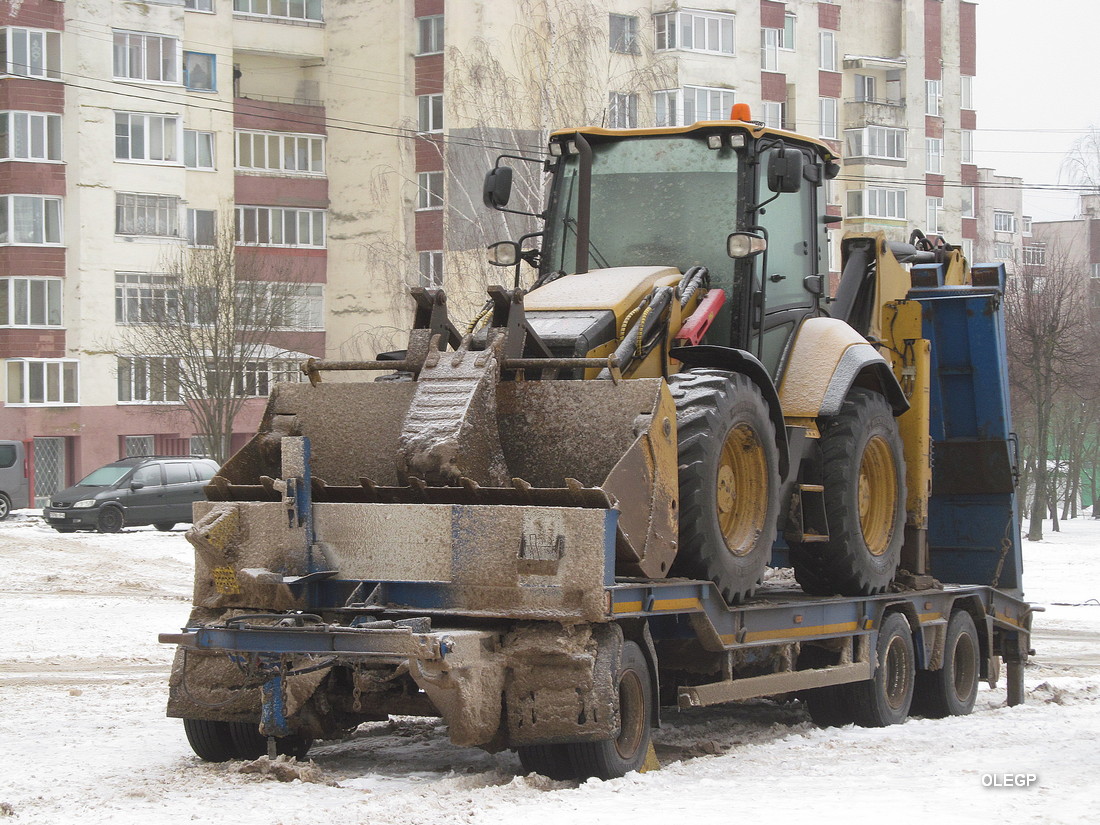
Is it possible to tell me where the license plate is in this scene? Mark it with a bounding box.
[48,511,65,519]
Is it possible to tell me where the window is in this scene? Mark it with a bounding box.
[608,92,637,128]
[419,251,443,288]
[6,359,78,405]
[926,197,943,233]
[0,195,62,244]
[961,129,974,164]
[762,101,783,129]
[610,14,639,54]
[782,14,796,49]
[236,130,325,174]
[962,187,975,218]
[961,75,974,110]
[761,28,780,71]
[185,0,214,10]
[855,74,876,102]
[961,239,974,262]
[819,97,837,139]
[655,10,735,55]
[164,463,194,484]
[186,209,216,247]
[925,137,943,173]
[0,277,62,326]
[115,112,180,163]
[232,359,302,397]
[819,31,837,71]
[845,126,906,160]
[235,206,326,247]
[417,171,443,209]
[1021,216,1033,235]
[993,241,1013,260]
[116,193,180,237]
[925,79,942,116]
[418,94,443,133]
[123,435,154,457]
[115,273,179,324]
[1092,263,1100,280]
[655,86,735,127]
[1023,245,1046,266]
[0,28,62,80]
[113,31,180,84]
[239,283,323,330]
[994,211,1016,233]
[183,52,215,91]
[184,130,215,170]
[417,15,444,55]
[847,188,907,220]
[233,0,324,23]
[117,356,181,403]
[0,112,62,161]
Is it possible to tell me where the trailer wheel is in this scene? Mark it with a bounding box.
[228,721,313,760]
[182,718,238,762]
[565,640,653,780]
[516,744,576,780]
[849,612,915,727]
[668,369,780,604]
[790,388,905,596]
[912,610,980,718]
[96,505,125,534]
[797,646,853,727]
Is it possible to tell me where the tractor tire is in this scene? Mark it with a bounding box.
[790,388,905,596]
[561,641,653,780]
[516,744,577,780]
[912,609,980,718]
[667,369,780,604]
[228,721,314,761]
[96,506,125,534]
[848,612,915,727]
[182,718,238,762]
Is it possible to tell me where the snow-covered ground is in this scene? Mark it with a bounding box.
[1,513,1097,824]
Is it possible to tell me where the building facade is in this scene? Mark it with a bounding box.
[0,0,983,505]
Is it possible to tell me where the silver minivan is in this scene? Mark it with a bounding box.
[0,441,30,519]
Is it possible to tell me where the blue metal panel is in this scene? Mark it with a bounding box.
[910,273,1024,594]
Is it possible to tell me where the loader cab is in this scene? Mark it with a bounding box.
[531,121,836,378]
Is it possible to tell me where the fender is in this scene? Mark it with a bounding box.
[778,317,909,419]
[669,344,789,480]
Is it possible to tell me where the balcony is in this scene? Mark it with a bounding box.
[844,99,907,130]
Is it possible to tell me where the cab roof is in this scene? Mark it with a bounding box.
[549,120,839,162]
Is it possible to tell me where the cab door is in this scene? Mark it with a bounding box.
[750,146,825,378]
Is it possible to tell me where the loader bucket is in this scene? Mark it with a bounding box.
[213,361,678,579]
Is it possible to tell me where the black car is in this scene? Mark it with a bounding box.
[46,456,219,533]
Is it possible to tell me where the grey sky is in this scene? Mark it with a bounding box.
[975,0,1100,221]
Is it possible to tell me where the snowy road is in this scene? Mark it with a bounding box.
[1,515,1097,824]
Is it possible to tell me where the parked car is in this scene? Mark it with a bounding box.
[46,456,219,533]
[0,440,30,519]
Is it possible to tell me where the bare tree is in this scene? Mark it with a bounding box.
[1005,248,1097,539]
[359,0,675,331]
[1062,127,1100,192]
[114,214,316,463]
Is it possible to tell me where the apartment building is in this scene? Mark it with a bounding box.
[1028,195,1100,312]
[0,0,981,505]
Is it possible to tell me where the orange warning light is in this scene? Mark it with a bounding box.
[730,103,752,122]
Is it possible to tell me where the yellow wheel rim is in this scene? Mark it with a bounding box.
[716,424,768,557]
[858,435,898,556]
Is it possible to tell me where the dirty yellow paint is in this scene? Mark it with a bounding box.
[211,566,241,596]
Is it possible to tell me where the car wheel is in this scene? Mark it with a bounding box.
[154,522,176,532]
[0,493,10,520]
[53,527,78,534]
[97,506,124,533]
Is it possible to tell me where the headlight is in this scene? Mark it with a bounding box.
[74,499,97,509]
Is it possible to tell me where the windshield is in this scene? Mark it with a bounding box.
[543,135,740,278]
[77,466,131,487]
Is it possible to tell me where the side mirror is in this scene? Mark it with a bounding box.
[487,240,520,267]
[130,481,145,491]
[727,232,767,259]
[483,166,514,209]
[767,145,804,194]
